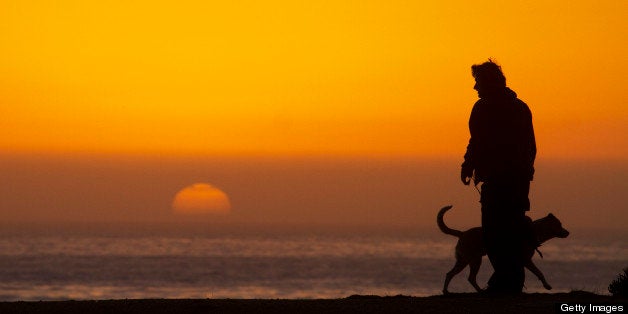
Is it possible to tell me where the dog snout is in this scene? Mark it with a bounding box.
[559,228,569,238]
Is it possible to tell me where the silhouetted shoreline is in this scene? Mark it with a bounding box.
[0,292,624,314]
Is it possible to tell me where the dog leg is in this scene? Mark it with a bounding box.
[444,260,468,294]
[525,260,552,290]
[468,256,484,292]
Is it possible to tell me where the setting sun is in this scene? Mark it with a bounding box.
[172,183,231,215]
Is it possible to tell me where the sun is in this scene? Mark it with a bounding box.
[172,183,231,215]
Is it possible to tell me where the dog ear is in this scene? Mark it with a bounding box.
[548,213,555,218]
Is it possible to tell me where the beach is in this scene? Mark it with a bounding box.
[0,292,625,314]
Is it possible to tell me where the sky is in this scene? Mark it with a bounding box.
[0,1,626,229]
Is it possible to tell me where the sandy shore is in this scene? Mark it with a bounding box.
[0,292,624,314]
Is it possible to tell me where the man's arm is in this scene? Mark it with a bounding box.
[461,102,480,185]
[461,140,474,185]
[525,107,536,181]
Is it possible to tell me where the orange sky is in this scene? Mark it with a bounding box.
[1,0,626,160]
[0,1,626,230]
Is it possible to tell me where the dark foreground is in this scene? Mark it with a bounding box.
[0,292,624,314]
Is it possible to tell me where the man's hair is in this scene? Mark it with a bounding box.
[471,59,506,88]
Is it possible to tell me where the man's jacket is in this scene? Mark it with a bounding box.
[462,87,536,183]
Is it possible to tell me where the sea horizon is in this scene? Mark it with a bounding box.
[0,222,624,301]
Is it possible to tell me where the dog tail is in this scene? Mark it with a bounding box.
[437,205,463,238]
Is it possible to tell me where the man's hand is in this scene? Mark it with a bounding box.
[461,167,473,185]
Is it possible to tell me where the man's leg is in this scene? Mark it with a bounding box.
[483,212,526,293]
[481,181,527,293]
[481,182,507,292]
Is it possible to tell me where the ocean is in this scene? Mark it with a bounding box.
[0,224,625,301]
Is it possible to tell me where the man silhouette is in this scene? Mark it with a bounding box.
[461,60,536,294]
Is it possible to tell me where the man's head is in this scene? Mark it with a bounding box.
[471,60,506,97]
